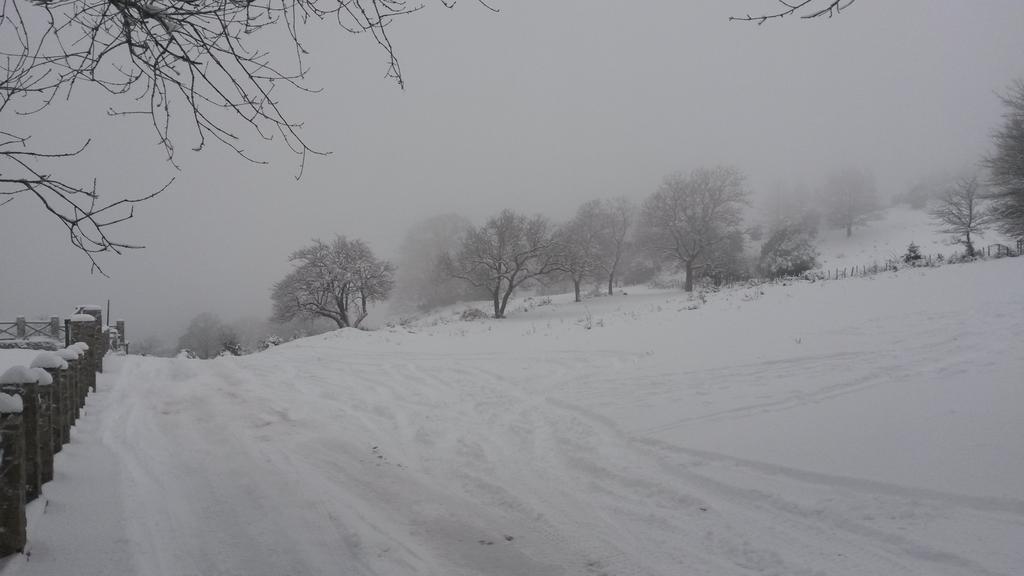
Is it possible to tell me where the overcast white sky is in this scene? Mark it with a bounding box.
[2,0,1023,344]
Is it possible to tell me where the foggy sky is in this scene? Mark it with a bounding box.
[2,0,1023,344]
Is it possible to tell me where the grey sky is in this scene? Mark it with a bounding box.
[2,0,1022,343]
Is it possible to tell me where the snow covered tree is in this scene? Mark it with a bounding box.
[984,80,1024,241]
[272,236,395,329]
[903,242,923,265]
[638,166,749,292]
[177,312,232,359]
[444,210,559,318]
[822,167,881,238]
[758,222,819,278]
[393,213,478,313]
[929,176,992,257]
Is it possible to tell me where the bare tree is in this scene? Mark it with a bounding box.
[444,210,558,318]
[730,0,856,24]
[554,197,634,300]
[822,167,880,238]
[0,4,170,273]
[272,236,395,329]
[638,166,749,292]
[984,80,1024,241]
[929,176,992,257]
[1,0,491,269]
[552,209,601,303]
[593,197,634,296]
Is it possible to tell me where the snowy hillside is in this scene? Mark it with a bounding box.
[1,258,1022,576]
[815,205,1015,270]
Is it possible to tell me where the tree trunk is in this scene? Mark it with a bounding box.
[492,291,502,319]
[573,279,582,303]
[846,223,852,238]
[684,261,694,292]
[965,232,974,257]
[498,284,516,319]
[607,273,614,296]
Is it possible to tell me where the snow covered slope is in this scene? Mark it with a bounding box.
[1,258,1022,576]
[815,205,1015,269]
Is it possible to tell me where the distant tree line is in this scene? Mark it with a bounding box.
[258,75,1023,327]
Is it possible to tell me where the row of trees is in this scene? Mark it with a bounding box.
[437,166,757,318]
[442,198,635,317]
[312,164,879,323]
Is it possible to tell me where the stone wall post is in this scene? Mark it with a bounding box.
[29,369,54,485]
[75,307,104,373]
[55,349,78,444]
[65,350,82,426]
[31,354,65,485]
[116,320,126,352]
[0,397,25,557]
[49,367,65,454]
[0,368,41,503]
[69,315,96,393]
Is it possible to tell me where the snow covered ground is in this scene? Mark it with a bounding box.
[0,257,1022,576]
[814,205,1015,270]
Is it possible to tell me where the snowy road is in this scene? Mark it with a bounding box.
[2,259,1022,575]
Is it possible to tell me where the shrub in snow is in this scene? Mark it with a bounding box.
[903,242,924,265]
[258,335,284,351]
[758,224,818,278]
[177,348,198,360]
[460,308,488,322]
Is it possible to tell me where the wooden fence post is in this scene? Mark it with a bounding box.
[15,317,25,340]
[49,317,60,340]
[0,390,25,557]
[0,367,41,503]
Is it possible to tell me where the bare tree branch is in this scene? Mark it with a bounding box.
[730,0,856,25]
[1,0,494,270]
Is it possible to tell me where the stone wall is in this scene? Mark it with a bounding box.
[0,324,103,558]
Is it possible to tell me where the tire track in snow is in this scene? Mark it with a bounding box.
[75,338,1022,576]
